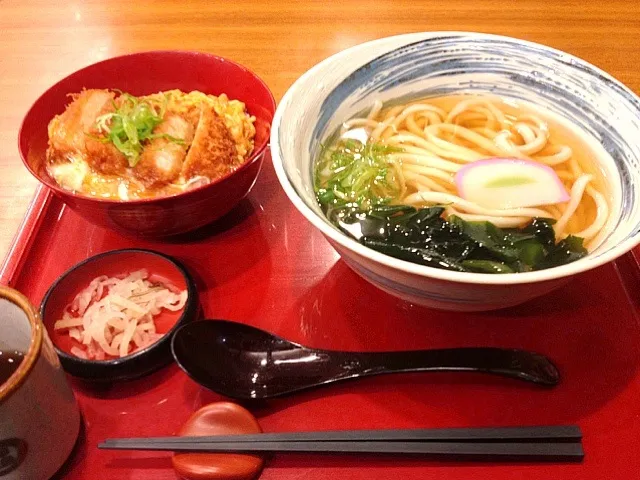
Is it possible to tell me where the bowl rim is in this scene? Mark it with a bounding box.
[271,31,640,286]
[19,49,276,205]
[40,248,198,368]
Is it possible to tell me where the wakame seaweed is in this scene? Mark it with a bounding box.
[325,205,588,274]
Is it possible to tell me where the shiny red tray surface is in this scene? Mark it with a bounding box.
[3,155,640,479]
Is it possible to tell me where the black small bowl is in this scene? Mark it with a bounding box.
[40,249,198,382]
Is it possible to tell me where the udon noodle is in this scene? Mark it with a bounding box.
[338,95,610,250]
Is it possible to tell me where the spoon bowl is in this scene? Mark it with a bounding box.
[171,320,560,400]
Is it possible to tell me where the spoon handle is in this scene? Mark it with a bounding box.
[350,348,560,386]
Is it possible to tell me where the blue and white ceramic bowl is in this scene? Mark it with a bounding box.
[271,32,640,311]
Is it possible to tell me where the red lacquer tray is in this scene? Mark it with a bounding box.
[3,155,640,480]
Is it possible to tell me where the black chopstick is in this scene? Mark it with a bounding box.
[98,440,584,462]
[101,425,581,445]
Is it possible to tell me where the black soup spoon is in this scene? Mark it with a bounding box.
[171,320,560,400]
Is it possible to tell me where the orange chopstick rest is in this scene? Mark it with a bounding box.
[172,402,265,480]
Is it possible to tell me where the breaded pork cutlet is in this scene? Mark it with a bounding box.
[134,114,195,188]
[47,89,128,175]
[181,104,238,181]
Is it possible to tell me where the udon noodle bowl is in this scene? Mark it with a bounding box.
[314,94,617,274]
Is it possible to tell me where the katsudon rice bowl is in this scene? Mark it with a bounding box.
[20,51,276,236]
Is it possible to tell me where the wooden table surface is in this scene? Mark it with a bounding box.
[1,0,639,263]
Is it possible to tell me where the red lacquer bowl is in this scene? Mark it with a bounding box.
[19,51,276,237]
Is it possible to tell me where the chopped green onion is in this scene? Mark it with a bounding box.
[89,92,177,168]
[314,139,402,211]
